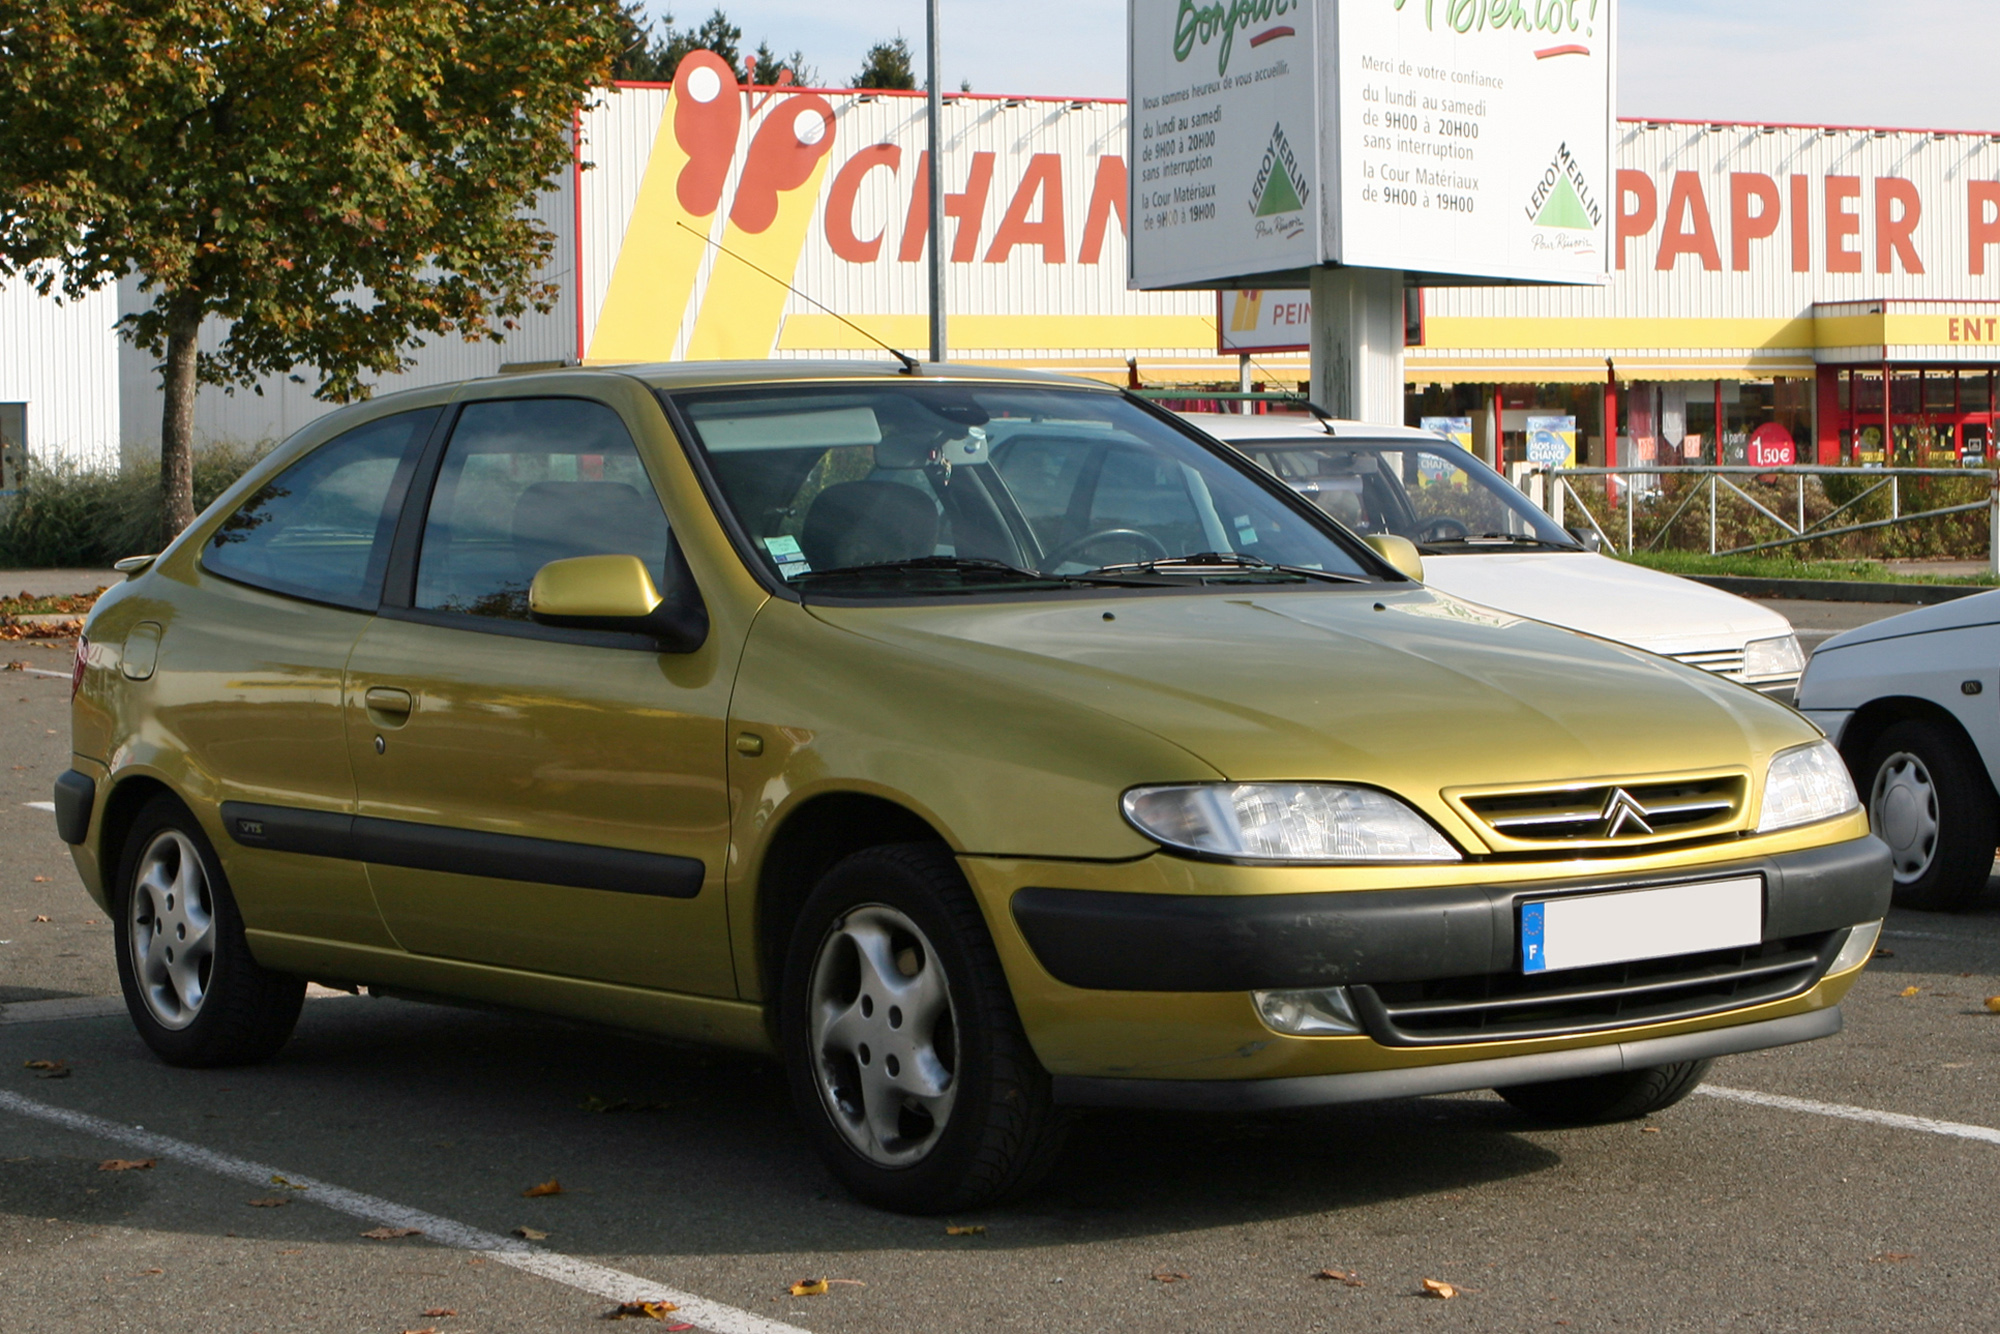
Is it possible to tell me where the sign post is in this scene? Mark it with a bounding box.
[1128,0,1616,423]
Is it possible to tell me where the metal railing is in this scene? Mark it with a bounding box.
[1521,465,2000,578]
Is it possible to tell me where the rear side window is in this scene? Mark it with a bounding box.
[414,398,668,622]
[202,408,436,608]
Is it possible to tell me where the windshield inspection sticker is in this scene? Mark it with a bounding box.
[762,535,812,578]
[1233,514,1259,546]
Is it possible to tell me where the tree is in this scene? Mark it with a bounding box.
[663,8,741,78]
[615,1,676,81]
[0,0,623,542]
[747,41,817,89]
[854,36,916,91]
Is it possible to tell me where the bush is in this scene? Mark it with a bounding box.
[0,444,269,568]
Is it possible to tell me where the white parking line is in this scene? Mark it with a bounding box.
[6,666,70,679]
[21,800,54,812]
[0,1089,813,1334]
[1698,1085,2000,1146]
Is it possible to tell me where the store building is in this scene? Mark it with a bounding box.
[2,77,1996,484]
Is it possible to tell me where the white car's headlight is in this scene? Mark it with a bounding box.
[1755,740,1859,832]
[1743,634,1805,680]
[1122,783,1461,862]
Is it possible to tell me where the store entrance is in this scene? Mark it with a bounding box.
[1834,367,1996,466]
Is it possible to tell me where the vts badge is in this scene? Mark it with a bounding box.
[591,50,837,363]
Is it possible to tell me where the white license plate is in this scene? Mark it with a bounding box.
[1520,876,1763,975]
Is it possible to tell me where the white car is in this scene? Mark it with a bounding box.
[1796,592,2000,910]
[1182,413,1805,699]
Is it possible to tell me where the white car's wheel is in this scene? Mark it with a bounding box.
[1861,720,1998,912]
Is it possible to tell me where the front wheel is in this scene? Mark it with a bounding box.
[113,793,305,1067]
[1863,719,1998,912]
[779,843,1069,1213]
[1497,1059,1713,1124]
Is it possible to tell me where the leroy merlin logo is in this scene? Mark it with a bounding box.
[1249,123,1309,218]
[1524,141,1601,230]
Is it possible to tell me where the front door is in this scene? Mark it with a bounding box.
[343,395,736,996]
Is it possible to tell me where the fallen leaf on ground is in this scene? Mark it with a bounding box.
[514,1226,549,1240]
[269,1174,309,1190]
[31,915,49,923]
[246,1198,289,1208]
[1150,1271,1189,1283]
[788,1279,829,1297]
[31,876,47,883]
[1641,1126,1662,1134]
[522,1178,563,1197]
[1898,985,1921,997]
[1312,1267,1365,1287]
[98,1159,154,1172]
[138,1267,163,1275]
[1985,996,2000,1013]
[1871,947,1894,958]
[603,1300,680,1319]
[359,1226,422,1240]
[1420,1278,1459,1299]
[277,1249,304,1256]
[23,1059,66,1073]
[1874,1251,1917,1263]
[400,1327,438,1334]
[945,1224,985,1236]
[421,1310,457,1319]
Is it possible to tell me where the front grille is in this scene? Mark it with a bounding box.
[1670,647,1748,678]
[1350,930,1841,1046]
[1453,773,1748,851]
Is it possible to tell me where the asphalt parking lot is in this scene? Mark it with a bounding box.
[6,599,1998,1333]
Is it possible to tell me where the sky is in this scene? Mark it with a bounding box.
[644,0,2000,131]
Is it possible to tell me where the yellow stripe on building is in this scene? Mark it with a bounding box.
[777,313,1221,352]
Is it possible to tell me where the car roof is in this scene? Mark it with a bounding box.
[618,360,1113,393]
[1178,412,1444,444]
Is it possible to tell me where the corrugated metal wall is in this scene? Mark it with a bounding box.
[0,276,121,472]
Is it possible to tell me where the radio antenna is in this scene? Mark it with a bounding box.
[675,220,921,374]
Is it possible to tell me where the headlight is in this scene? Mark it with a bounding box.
[1743,634,1805,680]
[1122,783,1461,862]
[1755,740,1859,832]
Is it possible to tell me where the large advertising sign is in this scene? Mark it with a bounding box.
[1127,0,1615,289]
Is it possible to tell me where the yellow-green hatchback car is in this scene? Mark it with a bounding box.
[59,363,1889,1212]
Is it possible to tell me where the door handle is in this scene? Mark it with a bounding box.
[363,686,415,728]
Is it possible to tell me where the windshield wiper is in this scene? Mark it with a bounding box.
[789,555,1173,587]
[1090,552,1369,584]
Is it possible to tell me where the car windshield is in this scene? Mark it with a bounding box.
[668,384,1381,595]
[1228,431,1581,554]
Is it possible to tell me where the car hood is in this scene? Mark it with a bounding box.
[806,586,1812,806]
[1416,551,1793,652]
[1813,588,2000,653]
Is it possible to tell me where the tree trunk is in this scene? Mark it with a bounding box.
[158,304,202,545]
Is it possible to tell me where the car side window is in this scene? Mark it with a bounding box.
[414,398,669,622]
[202,408,437,609]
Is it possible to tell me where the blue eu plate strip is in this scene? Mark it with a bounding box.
[1520,901,1547,974]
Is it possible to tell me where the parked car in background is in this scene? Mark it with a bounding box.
[62,366,1885,1214]
[1182,413,1807,701]
[1796,592,2000,910]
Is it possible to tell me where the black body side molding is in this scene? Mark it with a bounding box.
[219,801,704,898]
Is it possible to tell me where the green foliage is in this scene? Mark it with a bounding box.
[616,7,813,85]
[0,0,625,403]
[855,36,917,90]
[665,8,742,77]
[1617,551,1999,586]
[0,446,269,568]
[748,41,817,88]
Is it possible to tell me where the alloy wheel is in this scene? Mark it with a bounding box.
[1870,750,1940,885]
[807,903,958,1167]
[128,829,217,1030]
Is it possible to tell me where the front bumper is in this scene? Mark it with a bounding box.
[964,828,1887,1097]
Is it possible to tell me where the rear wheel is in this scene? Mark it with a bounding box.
[113,794,305,1067]
[1497,1059,1713,1124]
[1863,719,1998,912]
[779,843,1069,1214]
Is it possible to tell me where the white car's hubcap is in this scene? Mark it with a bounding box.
[807,904,957,1167]
[1870,751,1939,884]
[129,830,216,1029]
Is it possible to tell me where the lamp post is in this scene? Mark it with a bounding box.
[926,0,946,363]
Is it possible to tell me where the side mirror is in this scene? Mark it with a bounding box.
[1566,526,1603,553]
[1364,534,1425,582]
[529,547,708,653]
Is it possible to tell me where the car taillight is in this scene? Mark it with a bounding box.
[71,635,88,700]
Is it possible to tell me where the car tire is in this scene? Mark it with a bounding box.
[1496,1059,1714,1124]
[779,842,1070,1214]
[1862,719,1998,913]
[112,793,305,1067]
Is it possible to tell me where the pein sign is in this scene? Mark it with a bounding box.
[1128,0,1615,290]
